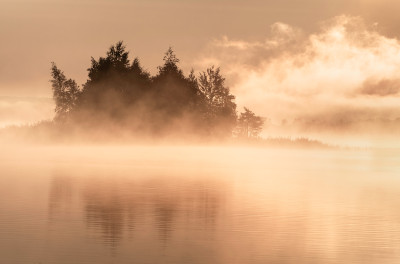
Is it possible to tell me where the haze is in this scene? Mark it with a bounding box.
[1,0,400,146]
[2,2,400,263]
[2,0,400,96]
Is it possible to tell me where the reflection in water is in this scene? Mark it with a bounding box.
[2,148,400,263]
[84,191,125,247]
[48,175,74,222]
[154,198,176,242]
[336,187,400,263]
[49,172,225,250]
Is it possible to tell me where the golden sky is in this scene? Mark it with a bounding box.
[1,0,400,143]
[0,0,399,96]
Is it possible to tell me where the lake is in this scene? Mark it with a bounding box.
[1,145,400,264]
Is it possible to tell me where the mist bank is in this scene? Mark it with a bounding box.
[42,42,269,145]
[0,97,53,128]
[0,143,363,169]
[0,121,337,151]
[2,16,400,148]
[197,15,400,145]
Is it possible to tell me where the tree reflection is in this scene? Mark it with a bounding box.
[46,165,400,263]
[49,173,226,249]
[154,201,176,242]
[48,175,74,222]
[84,193,124,248]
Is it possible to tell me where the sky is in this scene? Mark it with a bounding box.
[1,0,400,144]
[1,0,400,96]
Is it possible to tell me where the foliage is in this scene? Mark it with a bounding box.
[198,66,237,135]
[50,63,80,121]
[151,47,200,118]
[237,107,264,138]
[80,41,151,110]
[49,41,263,139]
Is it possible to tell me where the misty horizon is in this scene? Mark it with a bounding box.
[1,12,400,146]
[2,1,400,264]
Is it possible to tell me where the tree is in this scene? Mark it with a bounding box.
[78,41,151,123]
[158,47,180,75]
[87,41,130,84]
[237,107,264,138]
[151,48,200,119]
[50,63,80,121]
[198,66,237,135]
[83,41,133,99]
[49,42,240,139]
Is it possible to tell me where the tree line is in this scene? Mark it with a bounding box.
[51,41,263,139]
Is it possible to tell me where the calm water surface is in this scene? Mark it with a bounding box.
[1,146,400,264]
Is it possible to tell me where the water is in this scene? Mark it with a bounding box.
[1,146,400,264]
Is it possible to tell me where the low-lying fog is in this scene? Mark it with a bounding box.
[1,145,400,263]
[1,13,400,264]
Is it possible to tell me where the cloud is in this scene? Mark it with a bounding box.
[196,15,400,140]
[359,78,400,96]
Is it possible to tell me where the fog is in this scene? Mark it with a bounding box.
[2,1,400,263]
[0,96,53,128]
[1,144,400,263]
[197,15,400,146]
[3,0,400,98]
[1,16,400,147]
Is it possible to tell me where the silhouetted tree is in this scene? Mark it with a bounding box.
[78,41,151,125]
[198,66,237,136]
[237,107,264,138]
[158,47,180,74]
[50,63,80,121]
[49,42,243,139]
[150,47,202,131]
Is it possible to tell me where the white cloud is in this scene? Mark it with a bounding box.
[196,15,400,142]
